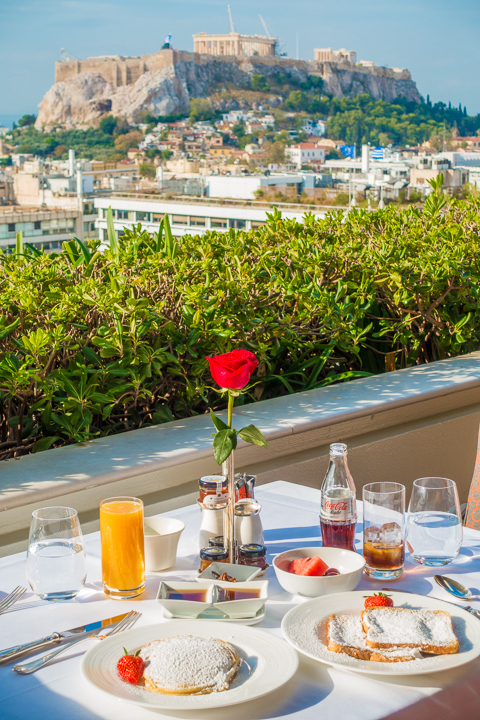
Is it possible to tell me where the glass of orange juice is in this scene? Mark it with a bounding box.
[100,497,145,599]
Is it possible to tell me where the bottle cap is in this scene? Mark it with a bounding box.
[200,547,229,561]
[239,543,266,558]
[208,535,225,547]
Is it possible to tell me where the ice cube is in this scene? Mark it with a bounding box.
[379,522,402,546]
[364,525,380,543]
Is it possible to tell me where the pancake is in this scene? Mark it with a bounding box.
[139,635,240,695]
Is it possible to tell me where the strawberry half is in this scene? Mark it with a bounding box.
[364,592,394,610]
[117,647,144,685]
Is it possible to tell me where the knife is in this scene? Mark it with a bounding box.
[382,587,480,619]
[0,612,130,665]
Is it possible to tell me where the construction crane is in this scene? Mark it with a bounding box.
[258,15,271,38]
[60,48,77,62]
[228,5,236,33]
[258,15,284,55]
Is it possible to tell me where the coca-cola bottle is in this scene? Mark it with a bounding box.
[320,443,357,551]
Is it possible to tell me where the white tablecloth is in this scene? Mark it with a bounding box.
[1,480,480,720]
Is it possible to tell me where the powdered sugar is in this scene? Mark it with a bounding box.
[374,647,423,660]
[329,614,368,650]
[363,608,458,648]
[328,614,422,661]
[140,636,239,694]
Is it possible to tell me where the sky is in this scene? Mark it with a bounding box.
[1,0,479,126]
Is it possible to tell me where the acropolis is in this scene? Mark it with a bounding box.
[193,32,276,57]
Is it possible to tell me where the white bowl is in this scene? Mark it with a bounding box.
[273,546,365,597]
[144,516,185,572]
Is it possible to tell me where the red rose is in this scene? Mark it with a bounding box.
[207,350,258,390]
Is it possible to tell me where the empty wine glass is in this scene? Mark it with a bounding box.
[26,507,87,601]
[406,477,462,566]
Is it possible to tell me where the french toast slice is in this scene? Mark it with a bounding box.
[361,607,459,654]
[327,614,421,662]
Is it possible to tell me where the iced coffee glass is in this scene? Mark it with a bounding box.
[363,482,405,579]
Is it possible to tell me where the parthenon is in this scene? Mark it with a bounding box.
[193,32,276,57]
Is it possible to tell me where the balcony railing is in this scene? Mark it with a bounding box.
[1,352,480,557]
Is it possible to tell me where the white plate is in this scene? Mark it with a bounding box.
[81,619,299,710]
[161,604,267,625]
[282,590,480,676]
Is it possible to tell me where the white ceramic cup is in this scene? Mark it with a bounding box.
[144,516,185,572]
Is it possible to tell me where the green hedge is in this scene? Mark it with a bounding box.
[1,183,480,461]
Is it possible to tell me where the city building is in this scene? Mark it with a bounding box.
[94,194,330,242]
[314,48,357,64]
[451,137,480,151]
[409,159,468,191]
[0,206,82,253]
[0,172,14,205]
[285,143,326,169]
[303,119,326,137]
[193,32,276,57]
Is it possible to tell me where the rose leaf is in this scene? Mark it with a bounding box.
[238,424,267,448]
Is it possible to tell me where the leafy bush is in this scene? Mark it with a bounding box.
[1,184,480,460]
[251,75,270,92]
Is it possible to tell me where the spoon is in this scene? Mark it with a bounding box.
[434,575,480,601]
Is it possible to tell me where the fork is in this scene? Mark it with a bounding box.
[13,610,140,674]
[0,587,27,615]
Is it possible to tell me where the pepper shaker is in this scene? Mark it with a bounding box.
[234,499,264,546]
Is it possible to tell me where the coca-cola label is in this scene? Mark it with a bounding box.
[321,496,355,522]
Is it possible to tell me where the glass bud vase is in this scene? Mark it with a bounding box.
[222,452,236,563]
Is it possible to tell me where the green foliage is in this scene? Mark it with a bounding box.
[139,163,156,179]
[18,114,36,127]
[251,75,270,92]
[10,123,130,161]
[325,94,480,147]
[99,115,118,135]
[1,190,480,460]
[189,98,216,123]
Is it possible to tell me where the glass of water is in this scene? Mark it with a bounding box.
[406,477,462,566]
[26,506,87,601]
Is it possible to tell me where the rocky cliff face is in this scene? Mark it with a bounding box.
[35,54,421,129]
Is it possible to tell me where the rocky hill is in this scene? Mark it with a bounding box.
[35,50,421,129]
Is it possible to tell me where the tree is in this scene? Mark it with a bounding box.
[268,141,286,164]
[251,75,270,92]
[139,163,156,178]
[53,144,68,157]
[18,114,36,127]
[99,116,118,135]
[113,131,143,152]
[189,98,215,123]
[284,90,308,111]
[161,149,173,160]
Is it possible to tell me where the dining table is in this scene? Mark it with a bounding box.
[1,479,480,720]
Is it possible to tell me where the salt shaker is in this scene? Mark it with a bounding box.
[234,499,264,545]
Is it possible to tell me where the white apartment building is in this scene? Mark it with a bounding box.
[94,196,329,242]
[303,119,326,137]
[285,143,326,169]
[0,206,82,253]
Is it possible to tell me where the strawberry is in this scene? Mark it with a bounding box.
[117,647,144,685]
[364,592,394,610]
